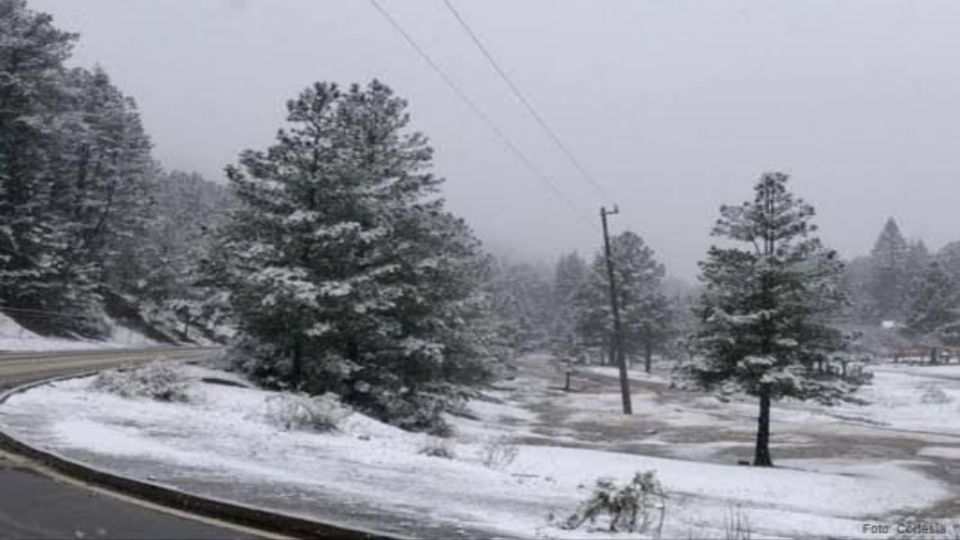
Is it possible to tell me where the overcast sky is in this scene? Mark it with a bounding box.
[31,0,960,280]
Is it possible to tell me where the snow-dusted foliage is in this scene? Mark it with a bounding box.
[684,172,868,466]
[93,362,190,402]
[574,232,674,370]
[264,392,350,432]
[480,437,518,470]
[418,436,456,459]
[219,80,504,433]
[902,261,960,343]
[563,471,667,535]
[0,1,153,337]
[0,1,228,341]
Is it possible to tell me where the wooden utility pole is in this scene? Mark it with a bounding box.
[601,205,632,415]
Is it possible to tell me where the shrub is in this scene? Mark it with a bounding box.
[563,471,667,535]
[480,438,518,470]
[264,393,350,432]
[920,384,951,405]
[93,362,190,402]
[419,436,455,459]
[723,505,752,540]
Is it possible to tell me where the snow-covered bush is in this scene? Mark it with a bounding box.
[920,384,951,405]
[723,505,752,540]
[93,362,190,402]
[418,436,455,459]
[264,393,350,433]
[563,471,667,535]
[480,438,518,470]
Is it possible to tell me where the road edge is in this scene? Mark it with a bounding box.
[0,370,399,540]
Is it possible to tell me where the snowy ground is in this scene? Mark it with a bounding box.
[2,356,960,539]
[0,312,158,352]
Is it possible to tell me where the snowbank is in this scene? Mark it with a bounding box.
[0,312,157,352]
[0,361,951,539]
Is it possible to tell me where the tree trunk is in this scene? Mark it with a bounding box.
[753,385,773,467]
[644,342,652,374]
[291,340,303,387]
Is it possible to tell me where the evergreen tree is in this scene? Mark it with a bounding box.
[221,80,500,431]
[551,251,590,362]
[0,2,155,336]
[578,231,673,371]
[903,261,960,340]
[687,172,864,467]
[937,241,960,286]
[0,0,78,323]
[866,218,909,322]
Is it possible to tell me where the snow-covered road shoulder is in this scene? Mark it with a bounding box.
[0,361,951,539]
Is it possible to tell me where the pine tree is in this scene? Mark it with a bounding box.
[688,172,863,467]
[578,232,673,371]
[903,261,959,340]
[867,218,909,322]
[551,252,590,362]
[937,241,960,286]
[0,0,78,322]
[221,80,499,431]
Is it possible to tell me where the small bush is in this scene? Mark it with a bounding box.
[93,362,190,402]
[264,393,350,432]
[481,438,518,470]
[920,384,951,405]
[563,471,667,535]
[723,505,752,540]
[419,436,455,459]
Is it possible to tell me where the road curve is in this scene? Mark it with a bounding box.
[0,347,262,539]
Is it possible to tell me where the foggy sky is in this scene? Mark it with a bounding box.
[30,0,960,280]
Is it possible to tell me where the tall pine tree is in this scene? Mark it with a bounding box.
[867,218,909,322]
[688,172,864,467]
[221,80,500,431]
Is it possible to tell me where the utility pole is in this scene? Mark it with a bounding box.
[601,205,632,415]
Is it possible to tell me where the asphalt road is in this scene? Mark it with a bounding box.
[0,347,262,539]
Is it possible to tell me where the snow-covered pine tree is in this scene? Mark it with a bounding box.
[866,218,910,323]
[903,261,960,342]
[132,169,233,341]
[221,80,500,432]
[1,3,156,336]
[0,0,78,327]
[54,67,153,334]
[551,251,590,362]
[688,172,864,467]
[937,241,960,287]
[578,231,673,371]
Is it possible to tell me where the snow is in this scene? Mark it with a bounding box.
[0,358,956,539]
[0,312,158,352]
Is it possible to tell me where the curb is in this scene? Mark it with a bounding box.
[0,371,399,540]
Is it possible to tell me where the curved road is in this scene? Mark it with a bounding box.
[0,347,265,539]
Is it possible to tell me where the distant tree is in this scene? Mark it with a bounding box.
[578,232,673,372]
[487,261,553,352]
[838,255,874,323]
[551,252,590,362]
[687,172,864,467]
[866,218,910,322]
[903,261,960,341]
[937,241,960,286]
[220,80,501,432]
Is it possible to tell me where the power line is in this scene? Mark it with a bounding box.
[440,0,613,200]
[366,0,596,230]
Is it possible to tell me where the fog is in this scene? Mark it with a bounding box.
[31,0,960,279]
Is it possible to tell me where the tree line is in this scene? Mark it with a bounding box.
[0,0,229,341]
